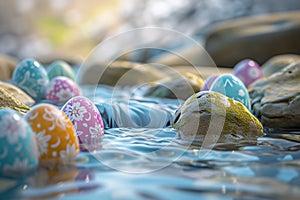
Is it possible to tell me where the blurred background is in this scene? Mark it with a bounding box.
[0,0,300,66]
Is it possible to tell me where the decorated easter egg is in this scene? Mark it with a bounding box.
[233,59,263,88]
[61,96,104,151]
[45,76,81,105]
[47,60,76,81]
[25,104,80,163]
[201,74,219,91]
[12,59,49,101]
[0,109,38,176]
[210,74,251,109]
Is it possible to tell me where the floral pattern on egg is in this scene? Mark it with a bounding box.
[0,109,38,175]
[61,96,104,150]
[12,59,49,101]
[25,104,80,162]
[45,76,81,105]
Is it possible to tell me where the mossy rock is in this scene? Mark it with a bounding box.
[173,91,263,144]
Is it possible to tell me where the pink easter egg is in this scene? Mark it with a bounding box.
[61,96,104,151]
[233,59,263,88]
[201,74,219,91]
[45,76,81,105]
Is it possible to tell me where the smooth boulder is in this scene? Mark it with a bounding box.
[0,55,18,80]
[205,12,300,67]
[78,61,167,86]
[173,91,263,144]
[142,72,204,100]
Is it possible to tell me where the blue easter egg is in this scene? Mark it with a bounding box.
[12,59,49,101]
[0,109,38,177]
[210,74,251,109]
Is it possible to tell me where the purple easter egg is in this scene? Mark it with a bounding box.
[201,74,219,91]
[233,59,263,88]
[61,96,104,151]
[45,76,81,105]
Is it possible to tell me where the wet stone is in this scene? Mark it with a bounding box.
[172,91,263,144]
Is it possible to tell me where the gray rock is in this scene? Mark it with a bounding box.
[205,12,300,67]
[249,62,300,129]
[261,54,300,76]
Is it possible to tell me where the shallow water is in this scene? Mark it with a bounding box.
[1,86,300,200]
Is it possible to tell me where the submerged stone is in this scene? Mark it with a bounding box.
[142,72,204,100]
[249,62,300,129]
[172,91,263,144]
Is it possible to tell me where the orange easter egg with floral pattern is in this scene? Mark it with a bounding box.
[25,104,80,162]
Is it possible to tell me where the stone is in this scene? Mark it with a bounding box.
[0,55,18,80]
[0,81,35,106]
[261,54,300,76]
[78,61,167,86]
[205,12,300,67]
[142,72,204,100]
[172,91,263,144]
[249,62,300,129]
[0,87,30,113]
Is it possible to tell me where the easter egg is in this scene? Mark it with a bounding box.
[210,74,251,109]
[233,59,263,88]
[25,104,80,164]
[45,76,81,105]
[201,74,219,91]
[0,109,38,176]
[61,96,104,151]
[12,59,49,101]
[47,60,76,81]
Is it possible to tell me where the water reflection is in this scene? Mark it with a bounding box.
[0,127,298,199]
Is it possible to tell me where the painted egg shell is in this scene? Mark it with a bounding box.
[25,104,80,164]
[0,109,38,176]
[45,76,81,105]
[61,96,104,151]
[201,74,219,91]
[233,59,263,88]
[210,74,251,109]
[12,59,49,101]
[47,60,76,81]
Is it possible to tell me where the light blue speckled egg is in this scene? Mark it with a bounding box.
[12,59,49,101]
[0,109,38,177]
[210,74,251,109]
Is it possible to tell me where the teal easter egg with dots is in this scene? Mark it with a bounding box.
[47,60,75,81]
[210,74,251,109]
[0,109,38,177]
[12,59,49,101]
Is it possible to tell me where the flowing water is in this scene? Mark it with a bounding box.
[1,86,300,200]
